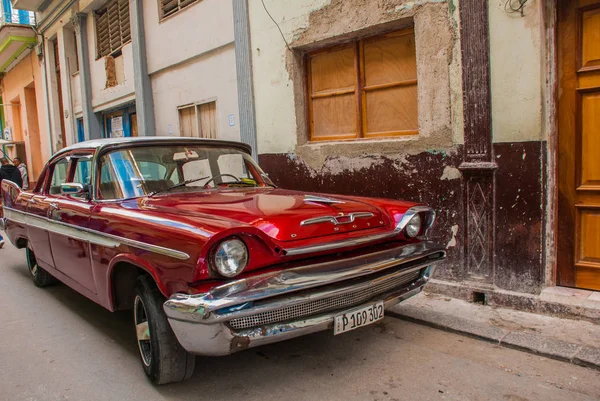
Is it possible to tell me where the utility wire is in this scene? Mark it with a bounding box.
[504,0,528,17]
[260,0,292,52]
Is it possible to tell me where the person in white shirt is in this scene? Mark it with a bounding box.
[13,157,28,190]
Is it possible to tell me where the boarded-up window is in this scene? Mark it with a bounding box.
[307,28,418,141]
[178,101,217,138]
[160,0,200,20]
[95,0,131,59]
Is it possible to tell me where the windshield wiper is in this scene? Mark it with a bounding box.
[148,176,209,197]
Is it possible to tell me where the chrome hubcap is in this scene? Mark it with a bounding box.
[26,249,38,277]
[134,296,152,367]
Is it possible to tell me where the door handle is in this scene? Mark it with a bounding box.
[29,198,37,205]
[49,202,59,210]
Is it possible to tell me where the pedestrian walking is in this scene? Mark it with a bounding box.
[13,157,28,190]
[0,158,23,188]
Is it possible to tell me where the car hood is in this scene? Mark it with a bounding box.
[139,188,388,242]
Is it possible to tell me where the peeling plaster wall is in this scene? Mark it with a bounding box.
[489,0,543,143]
[250,0,549,294]
[249,0,463,156]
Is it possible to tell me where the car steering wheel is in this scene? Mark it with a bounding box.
[203,174,241,188]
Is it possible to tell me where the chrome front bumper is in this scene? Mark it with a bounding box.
[163,241,446,356]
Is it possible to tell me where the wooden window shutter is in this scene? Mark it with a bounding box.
[95,0,131,59]
[307,46,358,140]
[160,0,199,20]
[361,29,418,137]
[306,27,418,141]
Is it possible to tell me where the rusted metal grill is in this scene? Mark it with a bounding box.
[228,270,421,330]
[161,0,199,20]
[95,0,131,59]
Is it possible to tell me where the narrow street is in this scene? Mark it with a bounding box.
[1,242,598,401]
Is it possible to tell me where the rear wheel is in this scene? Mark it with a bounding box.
[134,275,195,385]
[26,247,57,287]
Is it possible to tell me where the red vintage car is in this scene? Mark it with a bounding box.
[0,137,445,384]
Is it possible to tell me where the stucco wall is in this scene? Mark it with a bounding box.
[143,0,235,75]
[489,0,543,143]
[150,44,240,141]
[144,0,239,140]
[2,51,50,180]
[249,0,463,162]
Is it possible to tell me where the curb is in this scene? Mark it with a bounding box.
[387,304,600,371]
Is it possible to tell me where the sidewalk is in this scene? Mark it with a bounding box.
[389,292,600,370]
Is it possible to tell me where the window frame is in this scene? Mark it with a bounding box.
[305,27,418,142]
[158,0,201,21]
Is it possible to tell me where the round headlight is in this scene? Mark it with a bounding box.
[214,238,248,277]
[404,214,422,238]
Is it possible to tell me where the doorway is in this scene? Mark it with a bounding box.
[557,0,600,290]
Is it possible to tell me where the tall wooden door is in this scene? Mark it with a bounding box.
[557,0,600,290]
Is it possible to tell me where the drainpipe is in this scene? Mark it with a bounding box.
[232,0,258,159]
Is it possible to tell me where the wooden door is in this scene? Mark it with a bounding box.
[557,0,600,290]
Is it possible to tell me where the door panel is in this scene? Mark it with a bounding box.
[47,155,96,294]
[558,0,600,290]
[26,194,56,267]
[48,197,96,294]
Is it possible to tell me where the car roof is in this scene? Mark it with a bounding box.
[54,136,253,157]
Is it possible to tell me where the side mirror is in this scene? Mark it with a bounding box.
[60,183,88,196]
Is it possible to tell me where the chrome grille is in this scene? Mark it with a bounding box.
[228,270,421,330]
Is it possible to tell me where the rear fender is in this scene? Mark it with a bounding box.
[1,180,22,214]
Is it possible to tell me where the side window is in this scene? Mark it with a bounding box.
[49,159,69,195]
[99,158,122,200]
[73,156,92,186]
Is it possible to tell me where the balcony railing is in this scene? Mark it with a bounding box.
[1,9,35,26]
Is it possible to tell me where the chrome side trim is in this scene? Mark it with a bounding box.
[3,207,190,260]
[285,205,435,256]
[163,241,446,323]
[300,212,375,226]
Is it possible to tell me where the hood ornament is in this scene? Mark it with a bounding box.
[304,195,345,204]
[300,212,375,226]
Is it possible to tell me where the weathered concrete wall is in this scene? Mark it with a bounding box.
[489,0,543,143]
[1,51,50,181]
[251,0,466,280]
[250,0,550,294]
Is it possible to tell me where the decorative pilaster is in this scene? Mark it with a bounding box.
[458,0,497,283]
[129,0,155,136]
[233,0,258,158]
[73,13,102,140]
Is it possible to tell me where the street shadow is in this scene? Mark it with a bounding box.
[6,256,389,398]
[7,260,138,358]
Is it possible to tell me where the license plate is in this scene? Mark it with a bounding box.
[333,301,384,335]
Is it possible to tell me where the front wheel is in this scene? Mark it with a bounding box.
[26,247,57,287]
[134,275,195,385]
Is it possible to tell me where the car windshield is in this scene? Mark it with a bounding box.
[97,145,274,200]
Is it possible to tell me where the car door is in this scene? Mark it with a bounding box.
[47,153,97,294]
[26,158,70,268]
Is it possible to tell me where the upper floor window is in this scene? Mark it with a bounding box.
[306,27,418,141]
[95,0,131,59]
[160,0,200,20]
